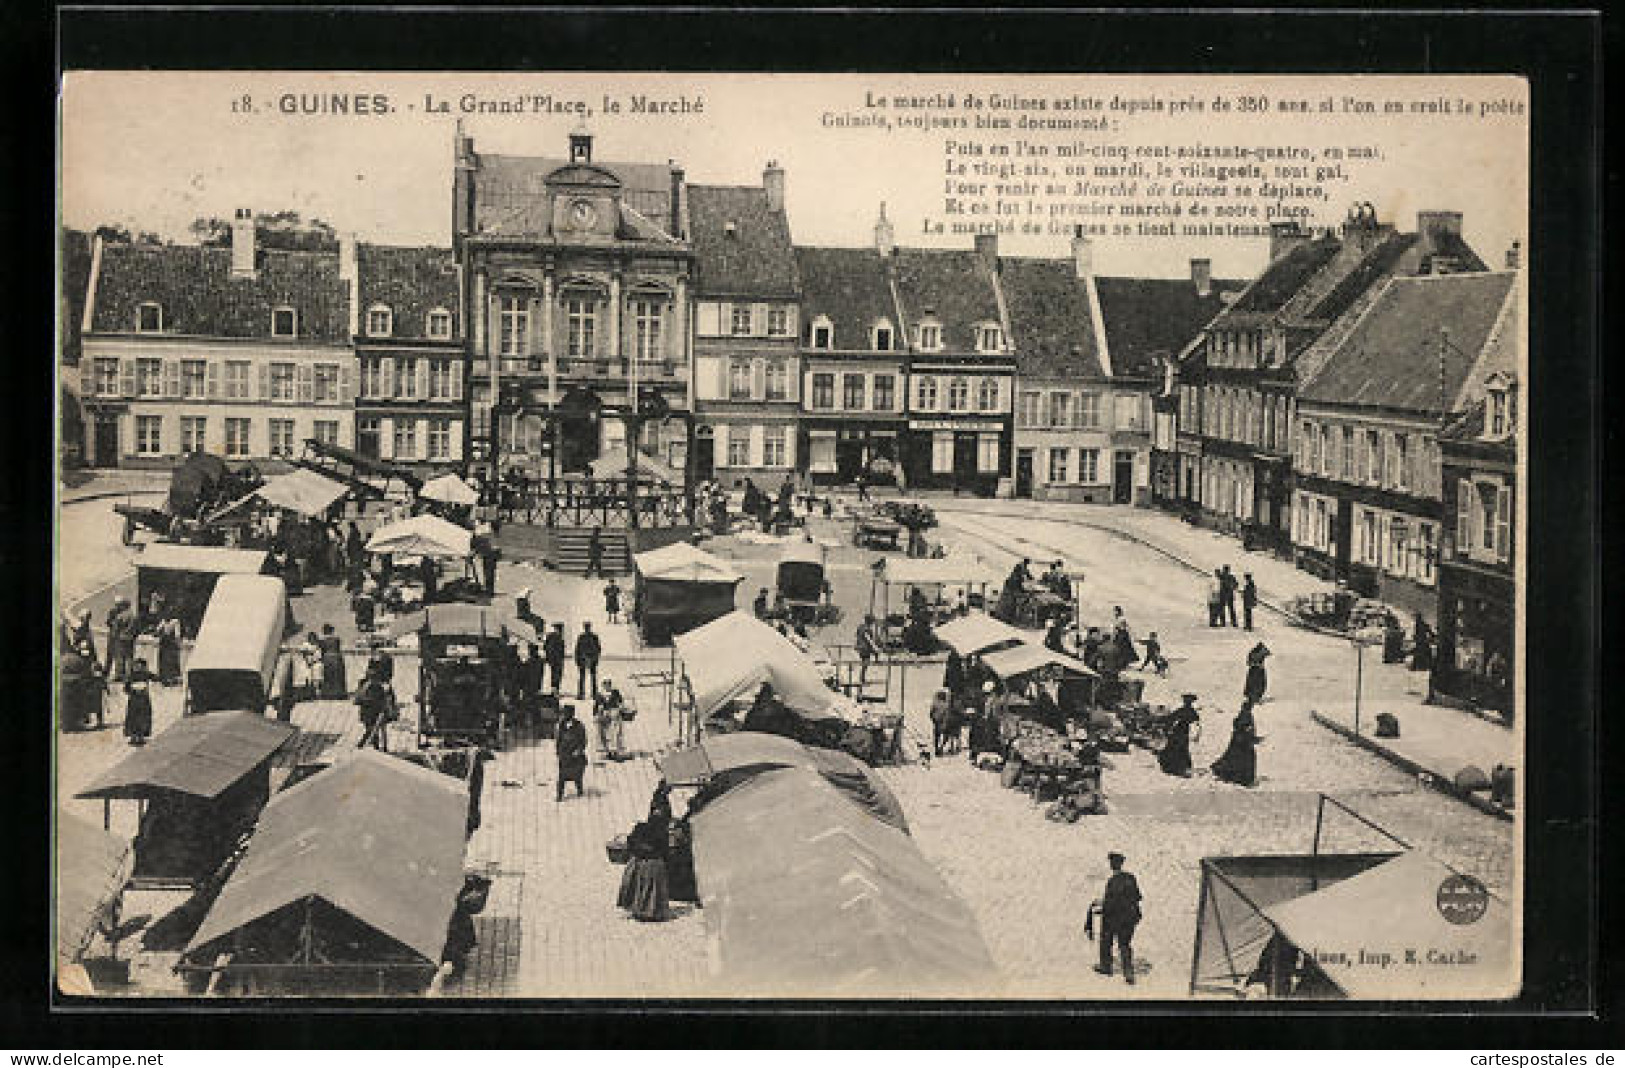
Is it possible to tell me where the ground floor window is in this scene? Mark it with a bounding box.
[312,419,339,446]
[180,416,206,454]
[808,432,837,474]
[394,418,418,461]
[269,418,295,458]
[763,426,787,468]
[225,417,251,459]
[727,425,751,467]
[134,415,162,456]
[357,417,381,459]
[427,418,452,460]
[1047,447,1069,483]
[931,432,953,474]
[1078,448,1100,483]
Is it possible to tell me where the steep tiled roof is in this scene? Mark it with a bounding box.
[793,246,899,351]
[1094,274,1249,379]
[889,248,1001,352]
[472,154,677,239]
[88,243,348,342]
[1214,235,1341,325]
[61,229,93,364]
[357,244,459,342]
[1298,271,1518,414]
[995,258,1103,379]
[687,185,798,299]
[1439,399,1487,442]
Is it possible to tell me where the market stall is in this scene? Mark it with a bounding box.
[185,574,289,715]
[365,514,474,558]
[589,447,684,486]
[134,544,272,637]
[690,765,1000,997]
[933,611,1029,658]
[632,541,743,644]
[775,539,836,626]
[419,473,480,507]
[181,749,470,995]
[870,555,1000,621]
[56,811,134,991]
[76,712,296,887]
[250,467,351,519]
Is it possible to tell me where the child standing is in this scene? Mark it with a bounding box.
[604,578,622,623]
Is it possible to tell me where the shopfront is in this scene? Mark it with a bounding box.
[901,417,1008,496]
[1435,561,1514,722]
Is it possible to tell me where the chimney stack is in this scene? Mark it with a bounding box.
[230,208,256,279]
[670,164,685,239]
[1190,257,1212,297]
[1071,225,1093,280]
[569,121,593,164]
[874,203,895,257]
[339,233,359,336]
[1268,220,1310,262]
[453,122,477,239]
[974,231,998,268]
[763,160,785,213]
[1416,210,1463,238]
[1504,240,1521,270]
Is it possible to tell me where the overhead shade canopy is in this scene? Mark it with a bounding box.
[56,812,133,962]
[691,767,999,997]
[933,612,1029,657]
[421,602,514,637]
[590,447,682,484]
[777,539,825,568]
[880,555,1000,588]
[365,514,473,558]
[77,712,296,801]
[419,473,480,506]
[981,641,1098,681]
[1262,851,1514,999]
[253,467,350,517]
[136,544,270,576]
[658,734,909,834]
[186,750,469,965]
[185,575,286,677]
[673,611,836,721]
[634,541,743,584]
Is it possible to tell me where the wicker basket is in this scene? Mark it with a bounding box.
[606,835,630,864]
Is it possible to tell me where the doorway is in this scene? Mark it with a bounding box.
[1015,448,1034,498]
[952,433,977,489]
[1112,451,1134,504]
[93,413,120,468]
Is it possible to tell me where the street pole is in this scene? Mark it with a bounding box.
[1353,637,1364,736]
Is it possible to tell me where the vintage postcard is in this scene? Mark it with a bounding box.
[56,70,1526,1001]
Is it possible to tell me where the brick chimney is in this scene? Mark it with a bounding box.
[1190,257,1212,297]
[453,120,477,239]
[339,233,359,336]
[1268,220,1310,262]
[569,120,593,164]
[1417,210,1463,239]
[230,208,257,278]
[1504,240,1521,270]
[763,160,785,213]
[1071,225,1093,279]
[874,203,895,257]
[669,164,685,239]
[974,231,998,268]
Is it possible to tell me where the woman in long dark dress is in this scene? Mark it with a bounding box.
[1243,643,1271,705]
[1211,699,1260,787]
[618,785,673,922]
[123,660,154,745]
[317,624,348,699]
[943,651,964,701]
[155,616,183,686]
[1157,694,1200,777]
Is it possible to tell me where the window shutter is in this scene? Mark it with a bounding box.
[1495,484,1511,562]
[749,424,764,466]
[752,303,768,336]
[163,359,181,398]
[118,358,136,398]
[751,360,766,401]
[296,364,314,403]
[450,360,464,401]
[339,363,354,404]
[448,420,464,462]
[696,302,719,337]
[379,357,395,398]
[206,360,220,399]
[1456,477,1471,552]
[254,362,268,401]
[379,417,395,460]
[417,359,430,400]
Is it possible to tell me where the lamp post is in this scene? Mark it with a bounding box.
[1351,629,1382,735]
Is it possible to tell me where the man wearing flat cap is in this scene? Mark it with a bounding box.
[1093,850,1142,984]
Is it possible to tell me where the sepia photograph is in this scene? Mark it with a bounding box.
[54,66,1534,1004]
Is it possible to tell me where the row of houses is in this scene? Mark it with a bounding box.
[66,127,1239,507]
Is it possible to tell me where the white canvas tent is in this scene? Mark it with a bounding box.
[933,611,1028,657]
[364,515,473,559]
[673,611,836,722]
[418,474,479,506]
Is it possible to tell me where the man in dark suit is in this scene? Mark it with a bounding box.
[574,622,602,699]
[1093,851,1142,984]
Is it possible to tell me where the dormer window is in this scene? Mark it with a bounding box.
[1484,374,1517,440]
[976,323,1003,353]
[810,315,834,350]
[271,306,298,338]
[872,320,895,352]
[916,321,943,352]
[366,304,393,338]
[426,308,453,340]
[136,302,163,333]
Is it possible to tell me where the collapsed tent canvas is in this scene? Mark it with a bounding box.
[56,812,133,966]
[186,749,469,969]
[673,611,836,722]
[690,766,999,997]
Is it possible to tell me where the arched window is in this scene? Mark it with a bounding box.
[366,304,393,338]
[948,377,969,411]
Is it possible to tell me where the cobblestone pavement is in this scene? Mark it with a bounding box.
[55,494,1516,1000]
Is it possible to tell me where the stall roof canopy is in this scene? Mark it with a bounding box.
[418,473,480,506]
[1263,851,1514,999]
[56,812,133,961]
[982,641,1098,680]
[136,544,269,575]
[691,767,998,996]
[933,612,1029,657]
[674,611,835,721]
[589,448,683,485]
[634,541,743,584]
[880,555,1000,588]
[77,712,295,801]
[303,438,423,491]
[186,749,469,964]
[658,734,908,833]
[365,514,473,558]
[253,467,350,517]
[776,538,825,568]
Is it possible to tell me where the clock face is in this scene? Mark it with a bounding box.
[568,199,598,230]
